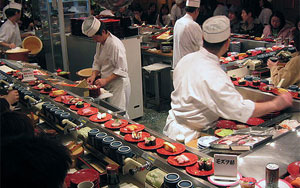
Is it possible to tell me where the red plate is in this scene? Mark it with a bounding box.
[77,107,99,116]
[137,138,164,150]
[49,90,67,97]
[40,89,54,94]
[246,117,265,126]
[186,162,214,176]
[284,174,300,183]
[124,132,150,142]
[33,84,51,90]
[233,80,249,87]
[63,98,83,105]
[167,153,198,167]
[70,103,91,111]
[104,119,128,129]
[157,143,186,156]
[259,84,273,93]
[288,161,300,175]
[88,113,112,122]
[54,95,74,103]
[120,124,145,134]
[216,120,236,129]
[249,81,262,88]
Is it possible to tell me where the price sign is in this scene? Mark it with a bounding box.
[22,68,35,82]
[214,154,237,177]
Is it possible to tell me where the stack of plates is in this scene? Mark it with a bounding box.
[197,136,219,149]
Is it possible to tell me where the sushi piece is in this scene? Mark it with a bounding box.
[238,78,246,85]
[174,154,190,164]
[144,136,156,146]
[97,113,106,119]
[44,86,52,92]
[198,158,213,171]
[125,125,138,131]
[75,101,84,108]
[163,142,177,152]
[37,83,45,89]
[252,80,260,86]
[132,131,142,140]
[111,119,122,127]
[230,75,237,81]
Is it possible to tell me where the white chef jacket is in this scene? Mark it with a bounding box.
[259,8,272,26]
[163,48,255,143]
[0,19,22,49]
[172,14,203,69]
[92,33,131,111]
[170,4,186,23]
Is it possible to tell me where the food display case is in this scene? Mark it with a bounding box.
[1,59,299,188]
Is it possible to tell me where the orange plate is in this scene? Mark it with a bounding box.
[104,119,128,129]
[186,162,214,176]
[70,103,91,111]
[137,138,164,150]
[124,132,150,142]
[167,153,198,167]
[49,91,67,97]
[157,143,186,156]
[120,124,145,134]
[89,113,112,122]
[77,107,99,116]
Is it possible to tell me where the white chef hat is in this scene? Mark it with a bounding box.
[175,0,184,4]
[82,16,101,37]
[8,2,22,11]
[186,0,200,8]
[203,16,230,43]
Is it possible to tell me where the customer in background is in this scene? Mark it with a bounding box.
[131,3,143,25]
[170,0,186,26]
[1,136,71,188]
[213,1,228,16]
[164,16,292,143]
[114,6,133,19]
[156,4,171,27]
[173,0,203,69]
[228,5,241,33]
[240,6,263,37]
[258,0,272,26]
[290,17,300,37]
[196,1,211,25]
[262,11,292,40]
[0,2,22,49]
[267,31,300,88]
[142,3,157,25]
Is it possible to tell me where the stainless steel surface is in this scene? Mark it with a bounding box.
[238,130,300,179]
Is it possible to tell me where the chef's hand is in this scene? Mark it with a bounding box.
[267,59,278,69]
[95,78,108,87]
[272,92,293,111]
[9,43,16,49]
[87,76,96,85]
[4,90,19,105]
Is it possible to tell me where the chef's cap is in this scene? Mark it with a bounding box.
[8,2,22,11]
[82,16,101,37]
[203,16,230,43]
[186,0,200,8]
[175,0,184,4]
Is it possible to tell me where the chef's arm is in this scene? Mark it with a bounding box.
[95,73,119,87]
[0,41,15,49]
[87,70,100,84]
[251,92,293,117]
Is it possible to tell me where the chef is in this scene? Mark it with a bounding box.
[172,0,203,69]
[0,2,22,50]
[82,16,131,114]
[163,16,293,143]
[170,0,186,26]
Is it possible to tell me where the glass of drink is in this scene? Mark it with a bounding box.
[89,85,101,98]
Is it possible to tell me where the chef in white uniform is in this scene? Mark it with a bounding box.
[163,16,293,143]
[170,0,186,26]
[172,0,203,69]
[0,2,22,50]
[82,16,131,113]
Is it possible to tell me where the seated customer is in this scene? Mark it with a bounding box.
[156,4,171,27]
[228,5,241,33]
[1,136,71,188]
[0,89,19,113]
[240,7,263,37]
[142,3,157,25]
[262,11,292,40]
[267,31,300,88]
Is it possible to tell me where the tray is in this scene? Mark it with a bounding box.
[230,135,272,151]
[210,134,249,149]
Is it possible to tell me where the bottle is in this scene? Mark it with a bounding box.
[106,164,120,188]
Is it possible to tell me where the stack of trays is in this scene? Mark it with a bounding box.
[197,136,219,149]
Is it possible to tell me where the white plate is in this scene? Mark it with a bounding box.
[197,136,219,148]
[257,179,292,188]
[208,173,242,187]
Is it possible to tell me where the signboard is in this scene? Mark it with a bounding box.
[22,68,35,82]
[214,154,238,178]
